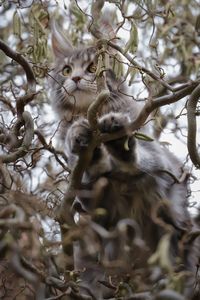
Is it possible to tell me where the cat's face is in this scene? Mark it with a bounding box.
[62,48,97,93]
[50,24,126,120]
[53,48,98,109]
[50,27,99,114]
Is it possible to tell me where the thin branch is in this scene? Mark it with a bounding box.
[0,95,16,115]
[90,0,105,39]
[11,249,38,284]
[78,0,179,92]
[187,83,200,168]
[35,130,70,172]
[0,39,36,93]
[100,81,199,143]
[16,92,39,117]
[107,40,178,92]
[0,162,12,193]
[87,89,110,129]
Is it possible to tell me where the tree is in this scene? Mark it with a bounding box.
[0,0,199,299]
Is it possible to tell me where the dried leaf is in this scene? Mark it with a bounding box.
[13,10,21,37]
[195,14,200,34]
[124,137,130,151]
[112,54,124,78]
[148,233,173,272]
[134,132,154,142]
[124,21,138,54]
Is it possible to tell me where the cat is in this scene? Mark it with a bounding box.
[50,25,199,299]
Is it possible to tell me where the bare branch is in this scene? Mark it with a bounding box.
[0,39,36,93]
[10,249,38,284]
[0,204,31,229]
[107,40,183,92]
[35,130,70,172]
[100,81,199,143]
[0,95,16,115]
[16,92,38,117]
[0,162,12,193]
[87,0,195,96]
[0,111,34,163]
[87,89,110,130]
[187,83,200,168]
[90,0,105,39]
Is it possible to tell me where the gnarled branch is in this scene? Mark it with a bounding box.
[0,111,34,163]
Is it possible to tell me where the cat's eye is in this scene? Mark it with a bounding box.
[62,65,72,76]
[87,62,97,73]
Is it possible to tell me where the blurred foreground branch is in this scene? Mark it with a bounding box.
[57,88,110,224]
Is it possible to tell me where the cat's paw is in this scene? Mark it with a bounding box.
[98,112,130,133]
[67,119,92,154]
[98,113,136,162]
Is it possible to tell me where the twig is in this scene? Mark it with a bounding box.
[0,95,16,115]
[35,130,70,172]
[156,169,189,184]
[85,0,190,93]
[107,40,175,91]
[187,83,200,168]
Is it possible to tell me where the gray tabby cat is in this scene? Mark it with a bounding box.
[50,27,198,299]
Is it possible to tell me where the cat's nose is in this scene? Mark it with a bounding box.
[72,76,81,83]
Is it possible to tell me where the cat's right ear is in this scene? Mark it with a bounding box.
[51,20,73,58]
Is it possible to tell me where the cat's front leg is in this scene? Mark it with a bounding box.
[98,112,136,162]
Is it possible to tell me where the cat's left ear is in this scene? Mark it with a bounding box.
[51,20,74,58]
